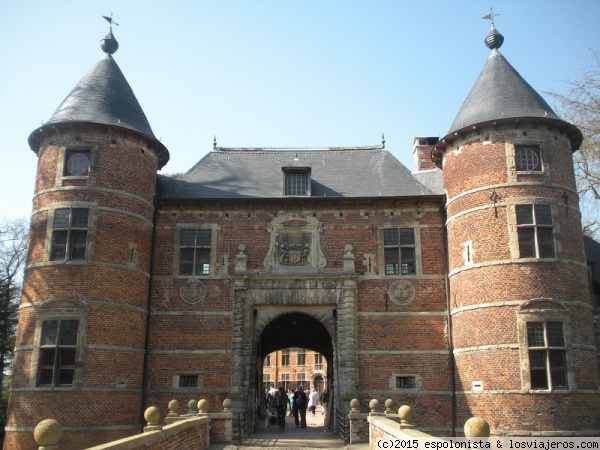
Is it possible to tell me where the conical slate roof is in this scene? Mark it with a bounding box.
[447,47,559,135]
[432,25,582,164]
[28,29,169,167]
[42,53,156,137]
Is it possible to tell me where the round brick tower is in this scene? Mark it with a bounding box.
[4,29,169,449]
[432,25,600,434]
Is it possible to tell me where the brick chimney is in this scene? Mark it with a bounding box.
[412,137,438,172]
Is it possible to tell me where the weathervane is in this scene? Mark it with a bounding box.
[102,13,119,29]
[481,7,499,25]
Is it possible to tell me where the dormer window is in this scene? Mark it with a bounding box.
[283,167,311,196]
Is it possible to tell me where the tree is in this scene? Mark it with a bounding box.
[0,218,28,421]
[546,49,600,238]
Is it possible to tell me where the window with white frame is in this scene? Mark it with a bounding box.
[281,349,290,366]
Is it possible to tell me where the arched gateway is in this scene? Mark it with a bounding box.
[229,250,359,415]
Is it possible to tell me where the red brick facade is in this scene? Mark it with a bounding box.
[4,27,600,450]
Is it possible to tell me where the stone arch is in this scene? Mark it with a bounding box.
[255,307,336,358]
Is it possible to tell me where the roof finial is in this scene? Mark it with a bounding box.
[100,14,119,54]
[381,133,386,148]
[102,13,119,29]
[482,8,504,50]
[213,135,217,149]
[481,7,499,25]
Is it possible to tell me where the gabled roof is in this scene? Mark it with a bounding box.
[157,146,439,200]
[28,29,169,167]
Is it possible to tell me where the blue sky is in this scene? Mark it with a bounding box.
[1,0,599,221]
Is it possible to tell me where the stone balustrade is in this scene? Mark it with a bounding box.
[347,398,490,447]
[33,398,234,450]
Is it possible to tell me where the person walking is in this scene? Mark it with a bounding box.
[308,388,319,416]
[293,385,308,428]
[276,386,288,430]
[319,389,329,415]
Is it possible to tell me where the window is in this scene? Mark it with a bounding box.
[281,349,290,366]
[515,146,541,171]
[527,322,567,390]
[50,208,89,261]
[38,320,79,387]
[283,168,311,196]
[297,348,306,366]
[179,229,211,275]
[262,374,271,393]
[264,355,271,367]
[178,374,201,388]
[297,373,306,382]
[516,205,554,258]
[384,228,416,275]
[396,376,416,389]
[280,373,290,391]
[314,352,323,371]
[64,150,90,176]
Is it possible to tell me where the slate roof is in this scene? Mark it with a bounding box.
[447,48,560,135]
[156,147,440,200]
[28,30,169,167]
[432,26,582,163]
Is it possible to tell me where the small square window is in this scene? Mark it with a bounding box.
[178,374,200,388]
[282,167,311,196]
[396,376,416,389]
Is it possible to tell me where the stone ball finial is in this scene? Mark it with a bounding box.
[464,416,490,438]
[167,399,180,417]
[34,418,62,447]
[198,398,209,414]
[398,405,414,425]
[369,399,380,414]
[344,244,353,255]
[223,398,232,412]
[350,398,360,412]
[385,399,396,414]
[238,244,246,254]
[144,406,160,425]
[187,399,198,414]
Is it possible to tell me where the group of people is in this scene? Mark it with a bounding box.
[265,384,329,430]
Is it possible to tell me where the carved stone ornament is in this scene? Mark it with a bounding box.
[263,214,326,270]
[388,280,415,305]
[180,279,207,305]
